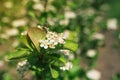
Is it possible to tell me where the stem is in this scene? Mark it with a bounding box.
[44,0,48,12]
[36,70,45,80]
[44,0,48,23]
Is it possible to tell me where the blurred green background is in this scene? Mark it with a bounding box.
[0,0,120,80]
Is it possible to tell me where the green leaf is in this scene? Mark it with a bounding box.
[68,31,78,41]
[59,55,67,64]
[64,40,78,51]
[3,73,12,80]
[49,65,59,78]
[7,49,29,60]
[21,34,33,51]
[28,11,36,18]
[27,27,47,51]
[46,54,66,64]
[64,31,78,51]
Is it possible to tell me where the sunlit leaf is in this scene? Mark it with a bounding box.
[50,65,59,78]
[64,40,78,51]
[28,11,36,18]
[21,34,33,51]
[46,54,66,64]
[7,49,29,60]
[27,27,47,51]
[59,55,67,64]
[3,73,12,80]
[68,31,78,42]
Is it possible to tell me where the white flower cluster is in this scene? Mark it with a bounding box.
[59,49,74,60]
[87,49,97,58]
[107,18,118,30]
[60,62,73,71]
[86,69,101,80]
[92,33,104,40]
[59,11,76,26]
[39,31,65,49]
[12,19,27,27]
[17,60,31,78]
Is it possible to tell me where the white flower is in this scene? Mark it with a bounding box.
[60,62,73,71]
[59,19,69,26]
[59,50,70,56]
[4,1,13,9]
[46,32,57,39]
[92,33,104,40]
[47,31,65,44]
[32,0,40,3]
[107,18,118,30]
[33,3,44,11]
[39,40,49,49]
[86,69,101,80]
[12,19,27,27]
[47,5,56,12]
[49,43,55,48]
[87,49,96,58]
[39,31,65,49]
[63,30,70,39]
[6,28,19,36]
[12,40,19,48]
[58,37,65,44]
[65,11,76,19]
[47,18,57,25]
[94,16,103,23]
[0,33,9,39]
[2,17,10,23]
[69,54,75,60]
[21,31,27,36]
[59,49,74,60]
[17,60,31,78]
[86,8,95,16]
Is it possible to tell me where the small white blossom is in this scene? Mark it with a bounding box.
[86,8,95,16]
[107,18,118,30]
[58,37,65,44]
[40,40,49,49]
[63,30,70,39]
[6,28,19,36]
[21,31,27,36]
[92,33,104,40]
[59,19,69,26]
[33,3,44,11]
[59,49,74,60]
[47,5,56,12]
[0,33,9,39]
[17,60,31,78]
[86,69,101,80]
[2,17,10,23]
[87,49,96,58]
[49,43,55,48]
[12,40,19,48]
[32,0,40,3]
[65,11,76,19]
[59,50,70,56]
[94,16,103,23]
[39,31,65,49]
[60,62,73,71]
[69,54,75,60]
[47,18,57,25]
[4,1,13,9]
[12,19,27,27]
